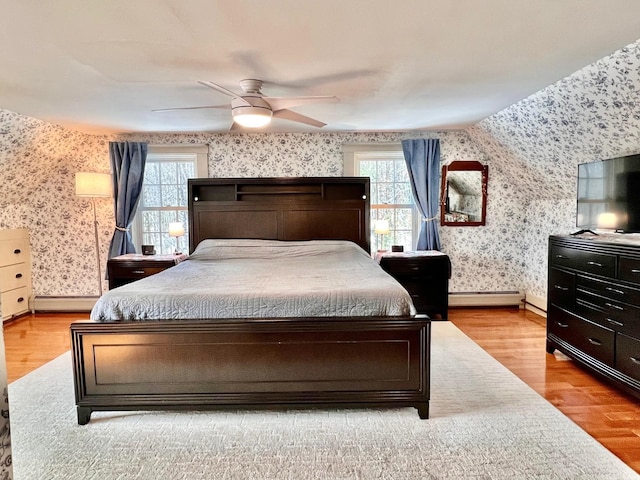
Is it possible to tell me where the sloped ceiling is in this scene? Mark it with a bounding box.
[1,0,640,134]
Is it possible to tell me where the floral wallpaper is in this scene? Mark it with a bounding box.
[468,38,640,300]
[1,37,639,301]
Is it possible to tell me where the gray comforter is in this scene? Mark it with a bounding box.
[92,239,416,321]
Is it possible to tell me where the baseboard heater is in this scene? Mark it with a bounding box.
[448,291,524,308]
[36,291,525,314]
[34,296,98,312]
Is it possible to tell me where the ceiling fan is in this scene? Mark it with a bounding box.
[154,79,340,130]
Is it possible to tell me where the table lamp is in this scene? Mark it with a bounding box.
[169,222,185,255]
[374,219,390,252]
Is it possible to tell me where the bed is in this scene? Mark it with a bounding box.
[71,177,431,424]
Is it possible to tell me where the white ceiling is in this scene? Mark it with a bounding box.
[2,0,640,135]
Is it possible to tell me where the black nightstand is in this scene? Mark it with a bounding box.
[107,253,187,290]
[377,251,451,319]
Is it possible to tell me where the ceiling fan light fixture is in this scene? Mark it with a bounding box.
[232,106,273,128]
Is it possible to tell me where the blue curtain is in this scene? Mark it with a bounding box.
[402,139,441,250]
[107,141,148,259]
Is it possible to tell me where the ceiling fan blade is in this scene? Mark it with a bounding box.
[264,96,340,111]
[152,104,230,112]
[272,109,326,128]
[198,81,252,107]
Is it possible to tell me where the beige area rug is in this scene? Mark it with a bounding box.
[8,322,637,479]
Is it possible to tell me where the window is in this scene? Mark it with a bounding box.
[343,144,418,251]
[131,145,208,254]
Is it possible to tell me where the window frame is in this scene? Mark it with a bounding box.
[343,143,420,251]
[131,145,208,254]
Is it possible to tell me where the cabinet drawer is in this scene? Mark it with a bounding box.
[0,238,28,266]
[550,245,616,278]
[575,289,640,334]
[616,333,640,382]
[108,266,168,280]
[619,257,640,286]
[401,282,447,315]
[548,268,575,309]
[576,274,640,306]
[1,286,29,318]
[0,263,28,292]
[380,259,431,276]
[548,306,614,366]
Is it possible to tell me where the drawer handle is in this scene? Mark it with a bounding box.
[554,285,568,291]
[15,273,22,279]
[132,270,145,274]
[555,254,569,259]
[630,357,640,365]
[587,338,603,346]
[586,261,603,267]
[631,269,640,274]
[605,287,625,295]
[605,318,624,327]
[13,248,21,254]
[604,302,624,311]
[410,266,419,271]
[17,297,24,303]
[555,321,569,328]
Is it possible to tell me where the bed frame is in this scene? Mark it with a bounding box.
[71,177,431,424]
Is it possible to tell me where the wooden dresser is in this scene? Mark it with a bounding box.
[0,229,33,321]
[547,234,640,400]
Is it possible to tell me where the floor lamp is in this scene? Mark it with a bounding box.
[76,172,112,296]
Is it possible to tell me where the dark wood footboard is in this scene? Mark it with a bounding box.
[71,316,430,424]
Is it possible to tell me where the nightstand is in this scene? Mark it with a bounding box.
[107,253,187,290]
[376,251,451,319]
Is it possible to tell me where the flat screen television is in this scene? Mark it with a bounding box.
[576,153,640,233]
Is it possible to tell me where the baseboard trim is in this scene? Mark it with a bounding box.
[524,292,547,318]
[34,296,97,312]
[448,291,524,308]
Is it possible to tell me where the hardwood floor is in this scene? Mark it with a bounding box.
[448,307,640,474]
[3,308,639,473]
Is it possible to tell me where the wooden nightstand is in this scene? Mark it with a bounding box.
[376,251,451,319]
[107,253,187,290]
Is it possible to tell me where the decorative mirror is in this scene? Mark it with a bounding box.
[440,161,488,226]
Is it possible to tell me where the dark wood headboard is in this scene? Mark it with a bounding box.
[188,177,371,253]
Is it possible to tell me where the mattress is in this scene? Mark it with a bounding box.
[92,239,416,321]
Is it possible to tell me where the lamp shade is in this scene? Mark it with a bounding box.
[374,219,390,235]
[168,222,185,237]
[75,172,111,197]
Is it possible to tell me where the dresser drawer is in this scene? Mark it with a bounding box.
[576,274,640,306]
[618,257,640,286]
[548,305,614,366]
[0,238,28,266]
[550,245,616,278]
[616,333,640,382]
[0,263,28,292]
[575,288,640,333]
[1,286,29,318]
[548,268,575,309]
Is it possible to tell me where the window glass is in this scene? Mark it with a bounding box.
[131,146,207,256]
[353,151,418,251]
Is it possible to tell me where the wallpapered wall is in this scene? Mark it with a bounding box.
[467,38,640,300]
[1,39,639,300]
[0,116,526,296]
